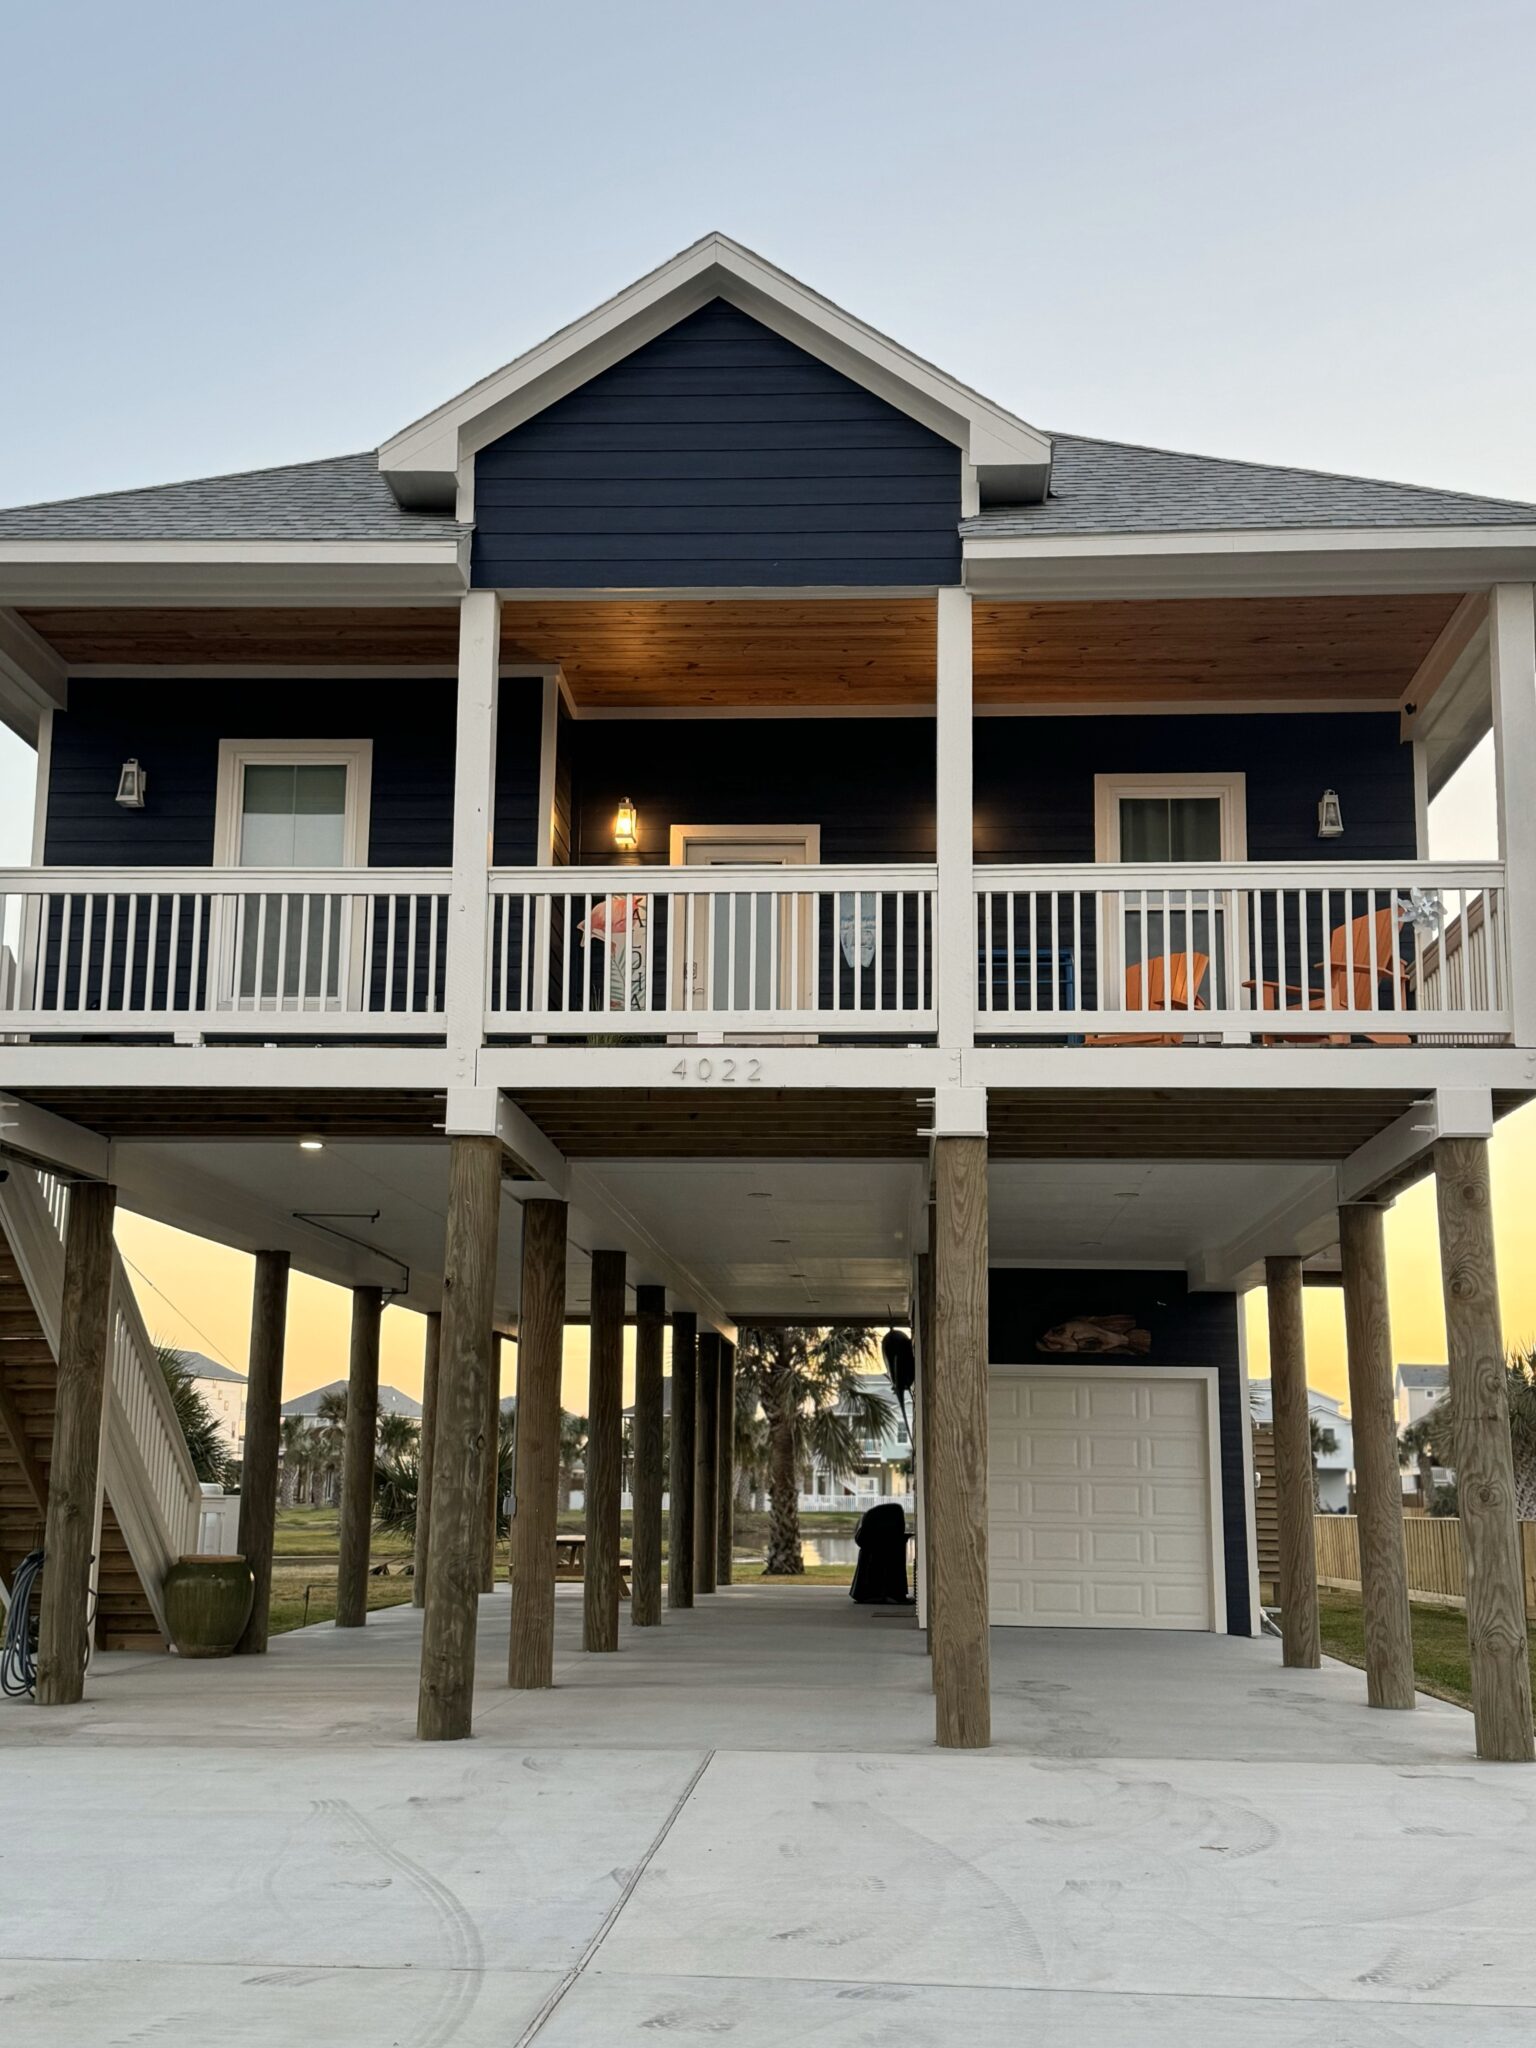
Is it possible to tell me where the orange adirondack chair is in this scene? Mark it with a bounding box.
[1087,950,1210,1046]
[1249,907,1410,1045]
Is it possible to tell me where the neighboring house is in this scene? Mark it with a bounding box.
[280,1382,423,1429]
[1247,1380,1353,1513]
[1396,1363,1455,1503]
[171,1348,248,1459]
[802,1371,913,1511]
[3,230,1534,1665]
[1397,1363,1450,1431]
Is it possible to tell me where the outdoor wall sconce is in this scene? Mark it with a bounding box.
[1316,787,1344,838]
[613,797,639,850]
[115,758,147,808]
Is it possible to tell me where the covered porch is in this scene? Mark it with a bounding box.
[2,1586,1527,2046]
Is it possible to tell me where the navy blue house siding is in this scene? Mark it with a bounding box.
[471,300,962,588]
[974,711,1416,864]
[989,1268,1252,1636]
[44,678,545,867]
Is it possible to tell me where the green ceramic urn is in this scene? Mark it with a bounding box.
[163,1554,254,1658]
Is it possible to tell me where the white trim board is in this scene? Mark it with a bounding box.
[213,738,373,867]
[379,232,1050,509]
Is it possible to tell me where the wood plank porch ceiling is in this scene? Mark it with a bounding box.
[513,1086,1451,1163]
[12,1090,448,1141]
[22,591,1462,707]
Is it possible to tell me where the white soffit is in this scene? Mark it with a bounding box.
[378,232,1052,511]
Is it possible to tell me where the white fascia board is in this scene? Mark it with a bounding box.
[0,1045,448,1091]
[379,232,1049,503]
[477,1044,951,1092]
[0,539,467,609]
[964,527,1536,601]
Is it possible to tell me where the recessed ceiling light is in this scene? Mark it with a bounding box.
[299,1139,324,1152]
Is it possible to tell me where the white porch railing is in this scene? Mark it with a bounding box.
[974,862,1511,1041]
[0,867,451,1036]
[0,1165,200,1637]
[486,864,938,1035]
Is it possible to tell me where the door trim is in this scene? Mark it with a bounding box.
[668,822,821,863]
[986,1362,1228,1633]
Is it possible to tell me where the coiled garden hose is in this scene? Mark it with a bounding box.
[1,1549,44,1699]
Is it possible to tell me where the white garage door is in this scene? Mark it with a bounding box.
[988,1370,1215,1629]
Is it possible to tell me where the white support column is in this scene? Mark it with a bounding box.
[446,591,502,1084]
[1489,583,1536,1041]
[935,586,974,1051]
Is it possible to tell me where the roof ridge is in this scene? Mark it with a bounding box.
[0,448,377,520]
[1048,428,1536,513]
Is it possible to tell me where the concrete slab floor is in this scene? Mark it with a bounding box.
[0,1584,1530,2046]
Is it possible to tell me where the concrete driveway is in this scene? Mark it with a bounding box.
[1,1584,1530,2045]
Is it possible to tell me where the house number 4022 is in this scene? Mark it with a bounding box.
[670,1056,762,1084]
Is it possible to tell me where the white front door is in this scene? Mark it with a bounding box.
[987,1368,1218,1629]
[670,825,818,1015]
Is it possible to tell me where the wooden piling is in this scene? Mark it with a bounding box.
[411,1311,441,1609]
[716,1339,736,1586]
[694,1333,720,1595]
[508,1199,567,1689]
[668,1311,697,1610]
[235,1248,290,1655]
[1434,1137,1535,1761]
[931,1137,990,1749]
[584,1249,625,1652]
[1265,1254,1320,1669]
[335,1285,383,1629]
[417,1137,501,1741]
[630,1285,666,1627]
[36,1180,116,1707]
[1339,1203,1415,1709]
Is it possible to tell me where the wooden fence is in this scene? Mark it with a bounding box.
[1314,1513,1536,1619]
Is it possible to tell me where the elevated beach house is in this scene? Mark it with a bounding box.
[2,234,1533,1756]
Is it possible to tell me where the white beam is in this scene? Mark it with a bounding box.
[1490,583,1536,1042]
[935,586,974,1050]
[446,591,500,1087]
[0,1095,110,1180]
[0,607,67,745]
[565,1163,736,1342]
[1188,1167,1342,1294]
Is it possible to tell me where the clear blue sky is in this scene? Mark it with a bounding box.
[2,0,1531,845]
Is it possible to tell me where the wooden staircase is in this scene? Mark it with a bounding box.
[0,1210,170,1652]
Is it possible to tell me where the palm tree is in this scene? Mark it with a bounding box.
[558,1411,588,1511]
[312,1387,347,1506]
[1402,1346,1536,1518]
[1310,1417,1338,1508]
[734,1326,886,1574]
[156,1343,230,1485]
[377,1410,419,1461]
[278,1416,310,1504]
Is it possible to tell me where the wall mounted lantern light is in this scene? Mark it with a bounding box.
[1316,787,1344,839]
[613,797,639,851]
[115,758,147,808]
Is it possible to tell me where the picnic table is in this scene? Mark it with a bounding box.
[554,1531,631,1595]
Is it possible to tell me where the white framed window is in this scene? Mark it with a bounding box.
[212,742,373,1007]
[1093,772,1246,865]
[1093,773,1247,1013]
[214,740,372,869]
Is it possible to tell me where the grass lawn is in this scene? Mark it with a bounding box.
[267,1563,414,1635]
[1318,1589,1536,1711]
[747,1564,855,1586]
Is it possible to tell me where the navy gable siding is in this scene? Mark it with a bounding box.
[989,1268,1252,1636]
[44,679,544,868]
[471,300,962,589]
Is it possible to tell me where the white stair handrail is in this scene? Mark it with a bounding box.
[0,1165,200,1638]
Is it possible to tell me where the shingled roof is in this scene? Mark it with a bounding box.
[0,451,465,543]
[4,432,1535,548]
[963,433,1536,538]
